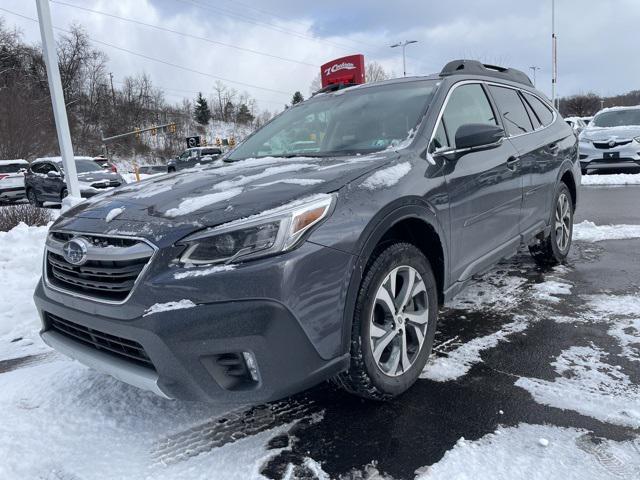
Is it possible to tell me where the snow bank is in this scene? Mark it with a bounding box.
[143,299,196,317]
[0,222,49,356]
[573,221,640,242]
[581,173,640,186]
[361,162,411,190]
[515,345,640,428]
[416,423,640,480]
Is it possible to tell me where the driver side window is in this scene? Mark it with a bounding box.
[439,84,497,149]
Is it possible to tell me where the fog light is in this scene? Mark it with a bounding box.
[242,351,259,381]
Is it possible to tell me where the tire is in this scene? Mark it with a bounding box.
[60,188,68,200]
[529,182,574,266]
[581,167,588,176]
[334,242,438,400]
[26,188,42,207]
[168,167,176,173]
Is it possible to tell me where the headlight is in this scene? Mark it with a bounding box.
[579,138,592,144]
[178,194,335,265]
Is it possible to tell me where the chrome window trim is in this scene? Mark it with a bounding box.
[426,79,558,163]
[43,230,158,305]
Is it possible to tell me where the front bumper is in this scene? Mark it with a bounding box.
[34,240,355,403]
[0,187,26,200]
[579,140,640,171]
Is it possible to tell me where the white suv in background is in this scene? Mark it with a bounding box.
[579,106,640,174]
[0,159,28,202]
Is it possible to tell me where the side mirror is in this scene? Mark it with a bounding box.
[47,170,61,178]
[455,123,505,151]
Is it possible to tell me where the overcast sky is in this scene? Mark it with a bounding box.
[1,0,638,111]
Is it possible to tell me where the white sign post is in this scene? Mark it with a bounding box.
[35,0,81,199]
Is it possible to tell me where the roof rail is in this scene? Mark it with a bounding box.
[440,59,533,87]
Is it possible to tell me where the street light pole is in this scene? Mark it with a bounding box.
[35,0,80,199]
[390,40,418,77]
[551,0,558,109]
[529,66,540,87]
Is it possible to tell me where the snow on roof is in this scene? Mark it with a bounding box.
[595,104,640,115]
[0,159,28,165]
[33,156,96,163]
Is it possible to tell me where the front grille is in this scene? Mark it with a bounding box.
[47,252,147,301]
[47,313,154,369]
[91,180,121,189]
[45,232,154,302]
[593,140,632,149]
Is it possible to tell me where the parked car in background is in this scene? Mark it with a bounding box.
[25,157,125,206]
[34,60,579,404]
[578,106,640,174]
[580,116,593,126]
[167,147,223,172]
[564,116,586,134]
[0,159,28,202]
[93,156,118,172]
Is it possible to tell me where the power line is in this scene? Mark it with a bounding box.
[0,6,291,96]
[174,0,394,58]
[49,0,318,68]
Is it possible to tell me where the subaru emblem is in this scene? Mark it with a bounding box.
[62,238,88,265]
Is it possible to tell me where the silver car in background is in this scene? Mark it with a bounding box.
[579,106,640,174]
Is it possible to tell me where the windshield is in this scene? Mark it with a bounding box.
[228,80,439,161]
[592,109,640,127]
[74,160,104,173]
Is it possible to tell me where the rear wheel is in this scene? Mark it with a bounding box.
[529,182,573,266]
[335,242,438,400]
[60,188,68,200]
[26,188,42,207]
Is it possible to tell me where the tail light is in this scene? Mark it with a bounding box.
[110,164,118,173]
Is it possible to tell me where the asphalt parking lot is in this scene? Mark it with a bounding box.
[1,183,639,479]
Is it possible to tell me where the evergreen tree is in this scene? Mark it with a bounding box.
[235,103,254,125]
[194,92,211,125]
[291,91,304,105]
[223,100,235,122]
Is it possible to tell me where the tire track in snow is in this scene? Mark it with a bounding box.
[0,351,57,374]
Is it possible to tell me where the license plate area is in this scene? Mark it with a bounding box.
[603,152,620,160]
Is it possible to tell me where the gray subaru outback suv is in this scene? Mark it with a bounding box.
[34,60,580,403]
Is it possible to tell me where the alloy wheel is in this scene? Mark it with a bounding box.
[369,265,429,377]
[555,193,572,251]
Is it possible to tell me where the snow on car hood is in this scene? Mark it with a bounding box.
[580,125,640,141]
[53,153,395,243]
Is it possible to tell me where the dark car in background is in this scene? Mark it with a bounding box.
[34,60,579,404]
[25,156,125,206]
[167,147,223,172]
[0,159,28,202]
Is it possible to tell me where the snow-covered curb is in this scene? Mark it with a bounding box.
[573,221,640,242]
[581,173,640,186]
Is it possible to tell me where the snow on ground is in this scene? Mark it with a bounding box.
[361,162,411,190]
[0,223,50,360]
[515,345,640,428]
[421,315,530,381]
[581,173,640,186]
[415,423,640,480]
[584,294,640,317]
[573,221,640,242]
[143,299,196,316]
[447,268,528,311]
[531,279,573,303]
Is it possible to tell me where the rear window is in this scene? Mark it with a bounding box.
[0,164,24,174]
[489,86,533,136]
[202,148,221,155]
[523,92,554,127]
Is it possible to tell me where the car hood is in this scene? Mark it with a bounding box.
[76,170,121,184]
[53,153,396,244]
[580,125,640,141]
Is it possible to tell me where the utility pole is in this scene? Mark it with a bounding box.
[35,0,80,199]
[529,66,540,87]
[390,40,418,77]
[109,72,117,107]
[551,0,558,109]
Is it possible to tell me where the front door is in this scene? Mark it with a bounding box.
[433,83,524,282]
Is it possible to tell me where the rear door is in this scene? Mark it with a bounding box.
[436,82,523,282]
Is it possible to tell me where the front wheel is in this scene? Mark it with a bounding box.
[334,242,438,400]
[529,182,573,266]
[26,188,42,207]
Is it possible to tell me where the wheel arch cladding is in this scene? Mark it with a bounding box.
[560,169,577,211]
[340,204,446,355]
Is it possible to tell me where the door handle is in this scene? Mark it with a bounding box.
[506,156,521,171]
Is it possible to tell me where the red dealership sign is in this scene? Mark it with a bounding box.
[320,54,365,88]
